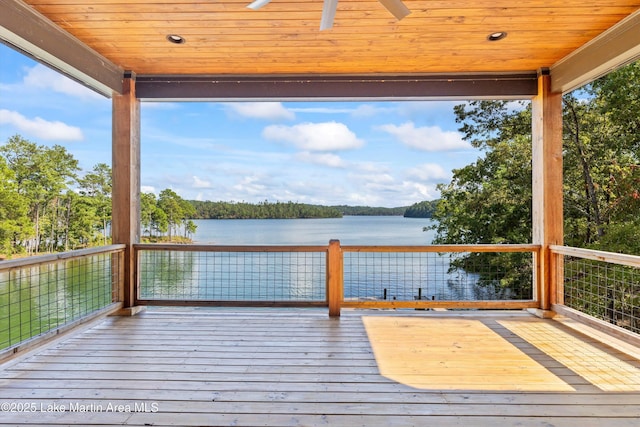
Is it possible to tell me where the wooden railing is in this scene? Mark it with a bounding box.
[550,245,640,340]
[134,243,329,308]
[134,242,541,316]
[338,243,540,313]
[0,245,125,358]
[5,242,640,357]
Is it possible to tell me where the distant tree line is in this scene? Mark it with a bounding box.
[189,201,439,219]
[332,205,407,216]
[403,201,438,218]
[189,200,342,220]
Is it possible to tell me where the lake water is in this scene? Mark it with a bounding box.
[192,216,436,245]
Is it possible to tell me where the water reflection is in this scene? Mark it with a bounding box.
[138,251,326,301]
[343,252,530,302]
[139,249,531,304]
[1,255,114,350]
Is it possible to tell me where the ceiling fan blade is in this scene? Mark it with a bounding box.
[377,0,411,20]
[247,0,271,10]
[320,0,339,30]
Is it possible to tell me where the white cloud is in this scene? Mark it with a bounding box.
[226,102,295,120]
[233,175,268,196]
[353,161,390,174]
[294,151,347,168]
[143,127,222,150]
[263,121,364,151]
[0,109,83,141]
[346,192,381,206]
[350,172,395,185]
[376,121,470,151]
[23,64,102,100]
[406,163,450,181]
[351,104,393,118]
[192,176,212,188]
[400,180,440,201]
[141,185,156,194]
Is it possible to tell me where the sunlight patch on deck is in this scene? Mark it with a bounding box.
[362,317,574,391]
[500,320,640,392]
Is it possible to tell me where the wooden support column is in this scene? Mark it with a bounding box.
[532,69,563,311]
[327,240,343,317]
[112,73,140,309]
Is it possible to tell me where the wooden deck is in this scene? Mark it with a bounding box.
[1,308,640,426]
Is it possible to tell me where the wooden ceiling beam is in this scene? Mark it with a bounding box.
[135,73,538,101]
[551,9,640,93]
[0,0,124,96]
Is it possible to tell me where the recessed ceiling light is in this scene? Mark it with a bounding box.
[166,34,185,44]
[487,32,507,41]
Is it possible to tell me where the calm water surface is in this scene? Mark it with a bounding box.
[192,216,435,245]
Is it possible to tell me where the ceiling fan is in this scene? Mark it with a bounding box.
[246,0,411,31]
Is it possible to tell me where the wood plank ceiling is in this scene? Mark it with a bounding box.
[21,0,640,77]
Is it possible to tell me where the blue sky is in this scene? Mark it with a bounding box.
[0,43,484,207]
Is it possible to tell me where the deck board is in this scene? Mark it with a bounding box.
[1,308,640,426]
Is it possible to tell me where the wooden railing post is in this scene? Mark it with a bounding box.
[327,239,343,317]
[112,73,141,311]
[549,248,564,306]
[532,69,563,311]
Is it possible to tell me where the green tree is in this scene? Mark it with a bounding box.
[141,192,158,238]
[1,135,79,253]
[140,192,171,239]
[430,101,534,296]
[158,189,187,241]
[152,208,169,237]
[404,200,438,218]
[184,220,197,240]
[0,157,31,256]
[78,163,112,245]
[432,101,532,245]
[562,62,640,250]
[430,61,640,298]
[64,190,99,249]
[179,199,197,238]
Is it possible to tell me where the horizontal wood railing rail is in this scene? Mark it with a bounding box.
[134,242,541,316]
[134,243,328,253]
[0,244,126,271]
[342,244,540,253]
[550,245,640,268]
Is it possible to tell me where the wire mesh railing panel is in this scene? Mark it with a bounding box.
[562,255,640,335]
[137,249,327,302]
[0,249,123,352]
[343,250,534,302]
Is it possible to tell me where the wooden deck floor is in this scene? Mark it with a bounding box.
[1,308,640,426]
